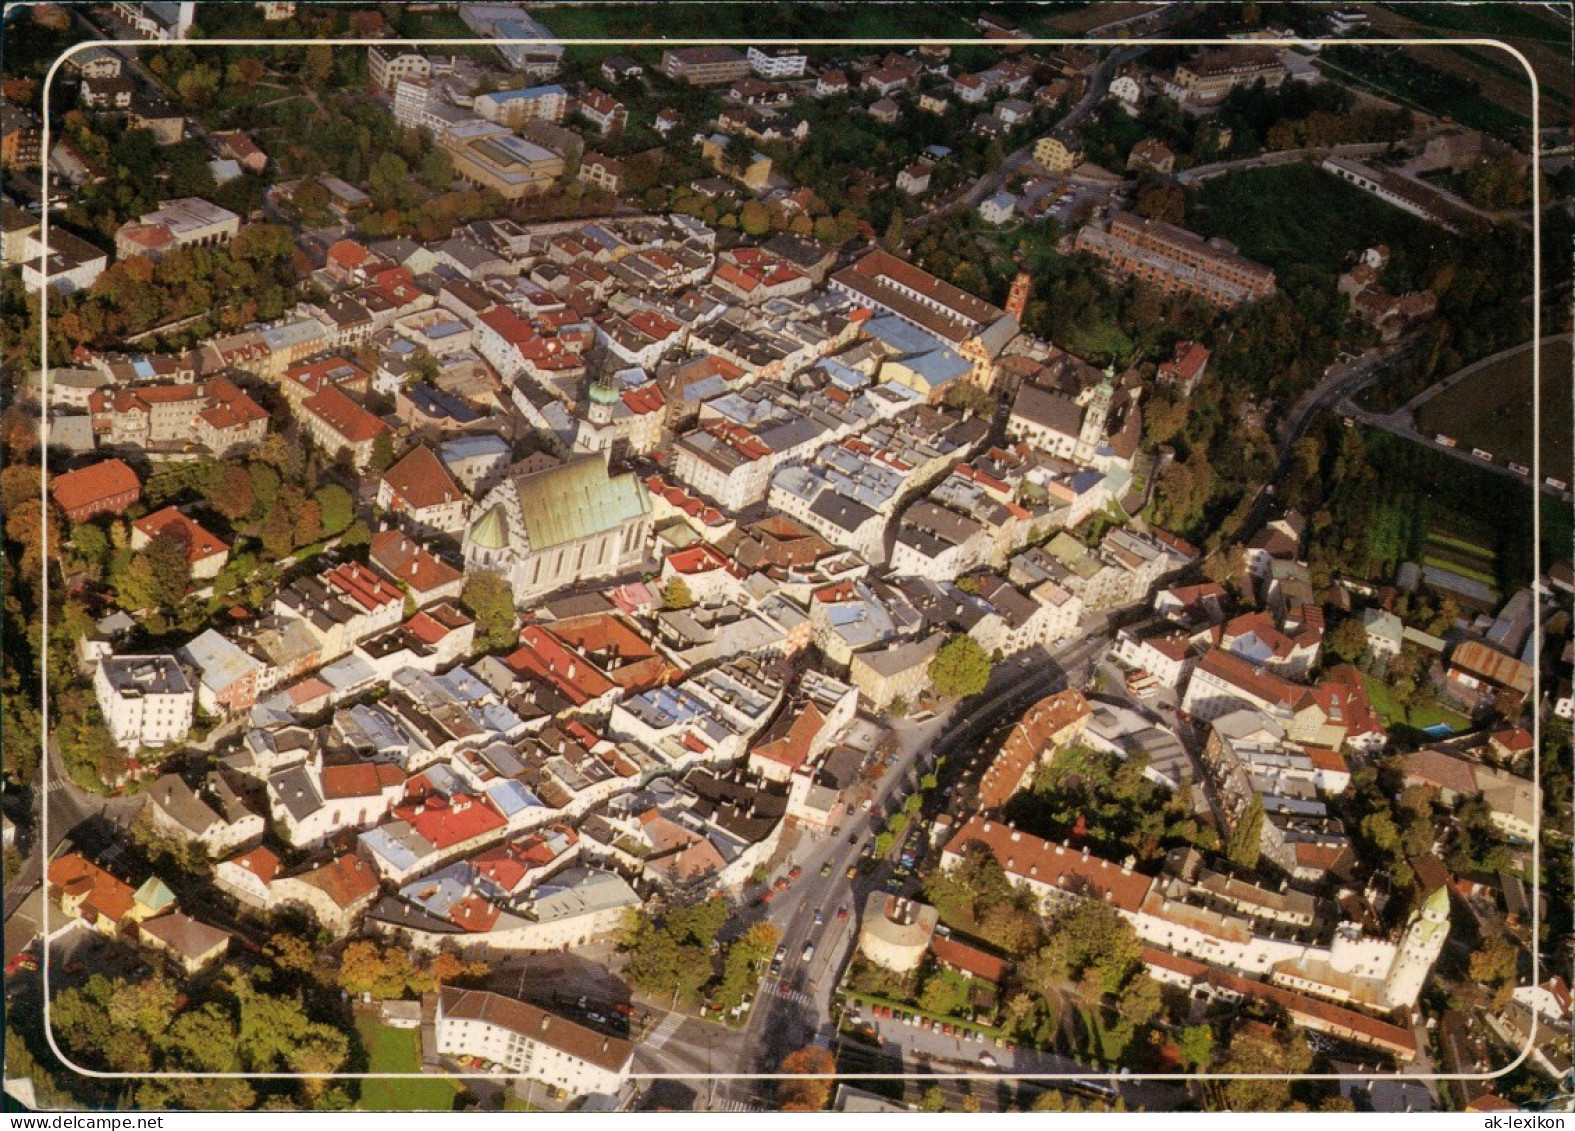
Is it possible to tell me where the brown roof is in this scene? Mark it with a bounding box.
[1450,640,1534,695]
[944,816,1151,913]
[321,762,403,800]
[369,529,462,595]
[381,444,464,512]
[139,911,231,960]
[438,986,634,1072]
[978,690,1089,810]
[930,933,1008,984]
[133,507,228,563]
[832,248,1006,345]
[289,852,379,910]
[1405,747,1484,797]
[1194,648,1303,710]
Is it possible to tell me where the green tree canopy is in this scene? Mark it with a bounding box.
[929,634,992,698]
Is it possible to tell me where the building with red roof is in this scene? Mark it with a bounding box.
[978,690,1091,811]
[52,458,140,523]
[269,852,381,934]
[131,507,230,579]
[1157,340,1210,396]
[298,385,391,469]
[369,529,464,605]
[376,444,469,536]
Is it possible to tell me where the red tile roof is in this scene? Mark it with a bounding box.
[369,529,463,595]
[320,761,403,799]
[52,458,140,518]
[133,506,228,564]
[395,791,506,850]
[944,816,1151,913]
[291,852,379,910]
[381,444,464,512]
[979,690,1090,810]
[301,386,390,445]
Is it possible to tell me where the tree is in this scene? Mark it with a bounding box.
[461,572,517,653]
[1218,1028,1313,1111]
[1176,1023,1214,1070]
[1226,795,1263,871]
[776,1046,835,1111]
[1468,933,1521,1005]
[929,634,993,698]
[662,576,695,610]
[919,972,968,1016]
[921,1085,947,1112]
[259,500,296,559]
[118,530,191,611]
[314,483,354,536]
[1325,617,1369,664]
[1117,973,1163,1026]
[884,206,905,252]
[368,432,396,474]
[1022,899,1140,998]
[304,44,333,85]
[739,200,771,237]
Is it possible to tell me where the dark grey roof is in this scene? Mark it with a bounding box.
[1011,383,1083,436]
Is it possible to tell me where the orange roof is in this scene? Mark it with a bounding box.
[301,386,390,445]
[979,690,1090,810]
[133,506,228,563]
[47,852,136,924]
[291,853,379,910]
[324,561,403,612]
[930,934,1008,983]
[52,458,140,516]
[224,846,281,884]
[369,529,463,595]
[381,444,464,512]
[751,701,827,772]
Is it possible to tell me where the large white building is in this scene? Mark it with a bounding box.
[435,986,632,1098]
[93,654,195,750]
[463,454,652,604]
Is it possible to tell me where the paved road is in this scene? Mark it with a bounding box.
[848,1012,1186,1111]
[1173,140,1394,185]
[1337,334,1573,498]
[696,630,1115,1109]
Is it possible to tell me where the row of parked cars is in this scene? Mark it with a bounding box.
[863,1003,1013,1049]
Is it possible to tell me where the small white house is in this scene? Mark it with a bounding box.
[978,191,1017,226]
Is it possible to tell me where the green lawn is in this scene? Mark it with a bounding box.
[1362,674,1471,734]
[355,1017,461,1112]
[1414,339,1573,472]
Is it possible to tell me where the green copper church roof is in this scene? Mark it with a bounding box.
[514,455,650,551]
[469,503,510,551]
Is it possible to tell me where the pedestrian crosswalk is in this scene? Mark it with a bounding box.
[644,1011,686,1051]
[712,1099,768,1113]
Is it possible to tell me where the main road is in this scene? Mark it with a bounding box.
[632,628,1121,1110]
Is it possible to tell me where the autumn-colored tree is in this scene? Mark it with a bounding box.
[776,1046,835,1111]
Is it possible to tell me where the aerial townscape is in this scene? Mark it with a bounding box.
[1,0,1572,1117]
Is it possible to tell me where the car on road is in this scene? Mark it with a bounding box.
[788,865,803,880]
[801,943,814,962]
[779,983,791,998]
[847,832,858,844]
[813,910,823,926]
[836,907,849,922]
[819,862,833,877]
[772,876,789,891]
[846,864,859,879]
[757,891,774,905]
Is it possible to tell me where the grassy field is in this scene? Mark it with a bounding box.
[1363,673,1470,735]
[355,1017,461,1112]
[1413,338,1573,471]
[1190,163,1455,282]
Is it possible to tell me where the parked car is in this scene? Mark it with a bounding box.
[788,865,803,880]
[980,1052,999,1068]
